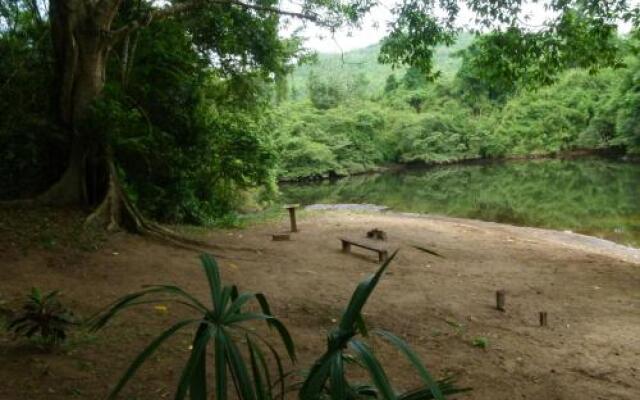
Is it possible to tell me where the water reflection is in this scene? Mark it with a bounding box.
[280,158,640,247]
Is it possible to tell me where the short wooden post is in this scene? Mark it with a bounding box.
[283,204,299,233]
[379,250,388,263]
[539,312,548,327]
[341,240,351,253]
[496,290,506,312]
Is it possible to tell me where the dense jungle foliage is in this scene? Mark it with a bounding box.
[2,0,640,224]
[1,12,283,224]
[274,37,640,180]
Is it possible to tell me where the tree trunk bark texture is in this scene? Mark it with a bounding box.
[42,0,117,207]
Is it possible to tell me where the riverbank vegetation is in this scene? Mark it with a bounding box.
[274,37,640,180]
[2,0,639,227]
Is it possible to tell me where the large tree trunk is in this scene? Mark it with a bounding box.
[43,0,113,206]
[38,0,147,233]
[41,0,118,205]
[39,0,212,245]
[32,0,224,251]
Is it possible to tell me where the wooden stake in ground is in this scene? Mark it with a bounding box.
[539,311,548,327]
[496,290,506,312]
[283,204,299,233]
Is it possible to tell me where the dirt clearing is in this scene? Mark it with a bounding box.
[1,209,639,399]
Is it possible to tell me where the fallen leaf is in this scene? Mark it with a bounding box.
[154,305,168,313]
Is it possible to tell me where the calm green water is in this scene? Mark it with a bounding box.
[280,158,640,248]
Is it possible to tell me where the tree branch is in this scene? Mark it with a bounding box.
[109,0,319,44]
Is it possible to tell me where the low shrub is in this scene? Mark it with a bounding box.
[8,288,75,350]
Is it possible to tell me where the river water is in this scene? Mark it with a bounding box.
[280,157,640,248]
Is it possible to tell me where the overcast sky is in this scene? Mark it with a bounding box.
[281,1,634,54]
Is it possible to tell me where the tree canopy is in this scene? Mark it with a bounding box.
[1,0,639,226]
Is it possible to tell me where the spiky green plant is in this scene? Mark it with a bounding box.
[90,253,295,400]
[299,251,470,400]
[8,288,75,349]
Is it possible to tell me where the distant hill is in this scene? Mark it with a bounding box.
[289,32,474,99]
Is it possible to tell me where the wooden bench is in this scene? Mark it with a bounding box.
[339,237,389,263]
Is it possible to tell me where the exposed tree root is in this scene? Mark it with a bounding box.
[83,162,252,257]
[3,160,261,258]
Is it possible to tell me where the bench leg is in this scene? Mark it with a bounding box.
[342,241,351,253]
[379,251,388,263]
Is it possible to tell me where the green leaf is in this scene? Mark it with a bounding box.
[200,253,222,311]
[223,329,257,400]
[108,319,200,400]
[239,327,287,400]
[223,293,254,319]
[330,354,346,400]
[299,351,333,400]
[247,335,268,400]
[254,293,296,362]
[263,317,296,362]
[214,329,228,400]
[190,324,210,400]
[339,251,397,332]
[175,323,211,400]
[350,339,396,400]
[89,286,208,331]
[141,285,209,313]
[355,313,368,337]
[218,286,234,318]
[375,330,443,400]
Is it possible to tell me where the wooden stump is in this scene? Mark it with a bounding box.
[283,204,299,233]
[496,290,506,312]
[539,311,548,327]
[341,240,351,252]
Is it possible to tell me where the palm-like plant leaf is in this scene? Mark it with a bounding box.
[107,319,201,400]
[300,251,468,400]
[374,330,443,400]
[350,339,396,400]
[329,353,347,400]
[175,323,211,400]
[93,253,295,400]
[339,251,397,332]
[300,252,398,399]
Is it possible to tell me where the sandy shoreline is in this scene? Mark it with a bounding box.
[303,204,640,265]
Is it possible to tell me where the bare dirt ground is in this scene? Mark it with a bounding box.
[1,208,639,399]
